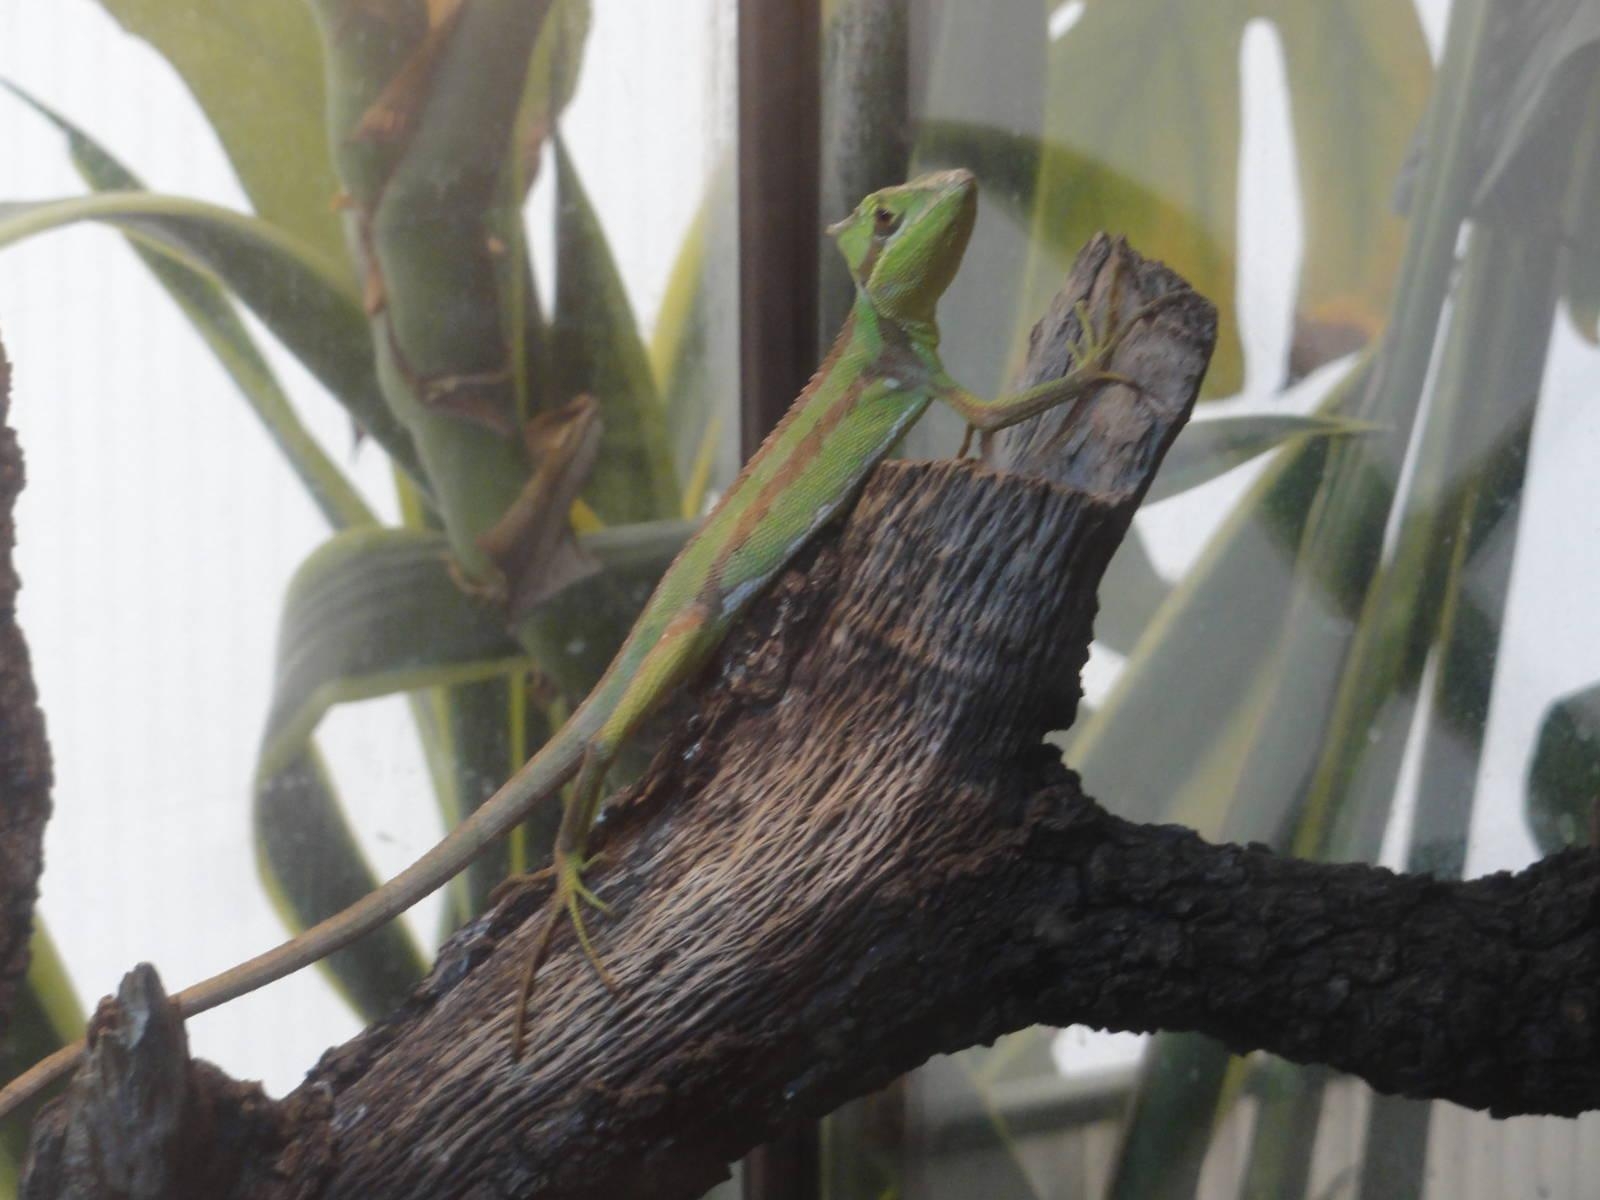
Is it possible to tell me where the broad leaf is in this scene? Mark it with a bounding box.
[258,528,526,783]
[95,0,346,268]
[4,84,375,530]
[552,138,679,523]
[923,0,1430,396]
[255,527,527,1014]
[908,1,1050,432]
[1107,1032,1230,1200]
[0,192,421,488]
[510,517,696,702]
[255,744,431,1020]
[497,0,591,429]
[650,166,737,516]
[1473,0,1600,209]
[1269,0,1432,379]
[302,0,541,582]
[1528,684,1600,854]
[1146,413,1378,504]
[1030,2,1244,396]
[512,0,591,188]
[1561,72,1600,343]
[427,674,555,931]
[255,521,692,1011]
[1064,362,1371,833]
[0,924,84,1166]
[915,120,1222,406]
[1093,529,1171,656]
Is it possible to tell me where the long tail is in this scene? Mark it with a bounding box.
[0,720,591,1120]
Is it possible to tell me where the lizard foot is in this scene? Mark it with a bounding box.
[487,849,612,909]
[485,862,555,909]
[510,851,619,1059]
[1066,250,1184,381]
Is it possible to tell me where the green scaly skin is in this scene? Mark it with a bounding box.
[0,170,1161,1112]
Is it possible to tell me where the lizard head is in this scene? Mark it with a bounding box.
[827,168,977,327]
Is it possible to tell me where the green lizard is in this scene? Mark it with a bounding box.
[0,168,1167,1115]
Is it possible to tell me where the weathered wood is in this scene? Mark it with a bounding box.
[20,966,306,1200]
[21,241,1600,1200]
[0,330,53,1036]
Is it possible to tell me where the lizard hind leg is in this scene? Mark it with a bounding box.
[509,611,722,1057]
[510,756,622,1059]
[510,852,619,1058]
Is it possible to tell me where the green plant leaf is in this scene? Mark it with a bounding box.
[1146,413,1379,504]
[94,0,346,269]
[498,2,593,432]
[509,517,696,704]
[1472,2,1600,209]
[513,0,591,185]
[1029,1,1244,397]
[650,165,737,514]
[551,137,679,523]
[907,1,1050,426]
[1107,1033,1231,1200]
[426,673,556,932]
[1093,529,1171,656]
[1560,69,1600,343]
[1237,1059,1329,1200]
[916,117,1228,411]
[1186,0,1503,868]
[1269,0,1433,380]
[255,527,528,1016]
[254,520,691,1013]
[1528,684,1600,854]
[302,1,536,582]
[255,744,430,1021]
[1064,358,1373,834]
[0,923,85,1164]
[258,528,528,782]
[3,83,375,530]
[0,191,421,489]
[1241,34,1562,1188]
[923,0,1429,396]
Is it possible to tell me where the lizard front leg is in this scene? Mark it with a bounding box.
[946,270,1177,440]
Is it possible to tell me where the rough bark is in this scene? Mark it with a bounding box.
[0,329,53,1036]
[20,240,1600,1200]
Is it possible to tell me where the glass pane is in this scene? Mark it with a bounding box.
[0,0,737,1152]
[816,0,1600,1195]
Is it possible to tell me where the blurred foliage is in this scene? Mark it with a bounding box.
[1528,682,1600,855]
[829,1,1600,1198]
[914,0,1430,403]
[96,0,346,268]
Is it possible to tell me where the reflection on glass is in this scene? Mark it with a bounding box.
[820,0,1600,1196]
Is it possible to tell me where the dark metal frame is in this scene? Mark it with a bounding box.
[736,0,822,1196]
[737,0,822,456]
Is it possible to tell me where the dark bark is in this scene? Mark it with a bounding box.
[20,241,1600,1200]
[0,329,53,1036]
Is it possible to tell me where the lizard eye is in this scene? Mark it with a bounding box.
[873,206,899,235]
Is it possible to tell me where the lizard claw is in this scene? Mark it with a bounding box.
[509,851,620,1060]
[1067,256,1183,374]
[486,862,556,909]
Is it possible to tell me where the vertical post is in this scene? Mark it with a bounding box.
[737,0,822,458]
[737,1,822,1197]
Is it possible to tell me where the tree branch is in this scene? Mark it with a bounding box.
[0,328,53,1036]
[20,240,1599,1200]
